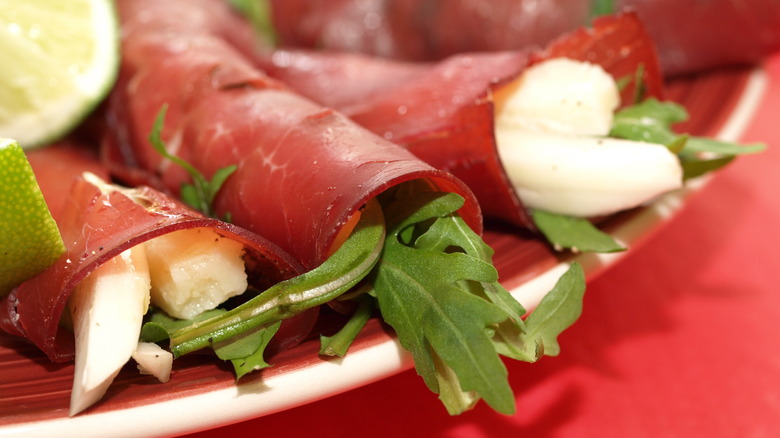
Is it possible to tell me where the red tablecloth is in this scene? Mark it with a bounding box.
[184,54,780,438]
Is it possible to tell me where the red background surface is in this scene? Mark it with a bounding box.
[184,53,780,438]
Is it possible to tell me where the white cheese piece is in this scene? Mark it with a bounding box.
[68,246,151,416]
[495,57,620,137]
[497,129,683,217]
[144,227,248,320]
[132,342,173,383]
[494,57,684,217]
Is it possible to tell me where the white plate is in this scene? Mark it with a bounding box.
[0,66,767,437]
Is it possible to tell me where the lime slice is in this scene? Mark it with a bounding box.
[0,0,119,149]
[0,138,65,295]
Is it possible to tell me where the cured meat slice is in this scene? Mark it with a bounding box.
[265,0,780,75]
[244,13,664,227]
[267,0,591,63]
[103,0,482,269]
[0,143,303,362]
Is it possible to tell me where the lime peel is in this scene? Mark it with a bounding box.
[0,138,65,295]
[0,0,120,149]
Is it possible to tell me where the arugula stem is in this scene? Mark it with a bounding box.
[169,200,386,357]
[148,105,237,218]
[319,294,375,357]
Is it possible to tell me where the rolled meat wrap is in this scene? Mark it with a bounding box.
[0,142,303,363]
[264,0,780,76]
[613,0,780,76]
[103,0,482,270]
[267,0,592,63]
[240,13,664,227]
[254,13,663,111]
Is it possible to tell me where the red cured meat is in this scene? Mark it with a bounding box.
[252,50,431,111]
[103,0,482,270]
[0,143,304,362]
[529,13,664,99]
[242,14,664,228]
[26,141,109,220]
[265,0,780,76]
[268,0,591,62]
[616,0,780,76]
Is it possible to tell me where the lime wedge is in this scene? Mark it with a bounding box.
[0,138,65,295]
[0,0,119,149]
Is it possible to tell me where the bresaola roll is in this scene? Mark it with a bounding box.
[0,142,303,363]
[244,13,665,227]
[264,0,780,76]
[104,0,483,269]
[266,0,592,63]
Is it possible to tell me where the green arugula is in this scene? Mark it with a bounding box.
[589,0,616,21]
[516,263,586,357]
[166,199,386,358]
[229,0,277,47]
[139,199,384,377]
[533,97,764,253]
[141,309,281,379]
[319,294,375,357]
[610,98,765,179]
[149,105,237,218]
[531,209,625,253]
[213,321,281,379]
[141,308,225,343]
[371,184,586,414]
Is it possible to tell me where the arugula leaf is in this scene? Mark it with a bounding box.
[413,208,527,324]
[140,308,225,343]
[675,137,763,180]
[491,261,585,363]
[229,0,277,47]
[140,307,280,379]
[542,96,764,253]
[589,0,616,18]
[412,206,545,364]
[319,295,375,357]
[149,105,237,218]
[531,209,625,253]
[212,321,279,360]
[611,98,765,179]
[610,98,688,145]
[682,137,766,156]
[374,240,515,414]
[615,63,647,105]
[213,321,281,380]
[431,352,480,414]
[373,190,515,413]
[522,263,586,356]
[372,186,587,415]
[680,156,735,180]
